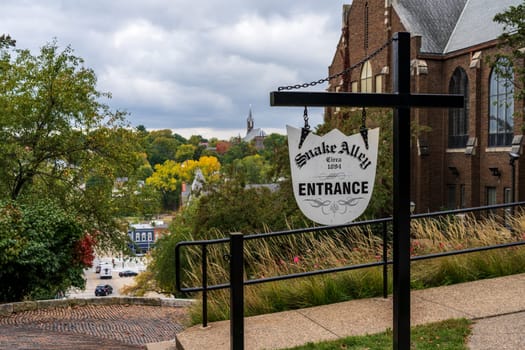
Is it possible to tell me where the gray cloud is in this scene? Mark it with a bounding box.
[1,0,347,138]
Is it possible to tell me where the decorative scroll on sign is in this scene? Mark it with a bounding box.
[287,126,379,225]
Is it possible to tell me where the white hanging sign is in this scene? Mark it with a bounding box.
[287,126,379,225]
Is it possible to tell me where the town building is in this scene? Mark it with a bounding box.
[326,0,523,213]
[243,107,266,149]
[127,221,168,254]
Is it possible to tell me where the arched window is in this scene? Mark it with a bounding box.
[448,67,469,148]
[360,61,373,93]
[489,58,514,147]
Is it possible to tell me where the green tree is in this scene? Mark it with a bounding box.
[220,140,256,165]
[233,154,271,184]
[0,40,144,248]
[0,34,15,49]
[0,200,90,302]
[188,134,205,146]
[260,133,290,181]
[175,144,197,162]
[144,129,184,166]
[493,3,525,102]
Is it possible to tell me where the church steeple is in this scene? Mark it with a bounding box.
[246,105,254,133]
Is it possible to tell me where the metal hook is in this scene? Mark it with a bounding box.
[298,106,311,149]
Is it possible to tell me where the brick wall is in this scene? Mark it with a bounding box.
[326,0,523,213]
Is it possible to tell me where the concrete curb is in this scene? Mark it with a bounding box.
[0,297,194,317]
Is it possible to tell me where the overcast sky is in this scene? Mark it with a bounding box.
[1,1,348,140]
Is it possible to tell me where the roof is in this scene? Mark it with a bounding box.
[245,183,280,192]
[393,0,521,54]
[393,0,467,53]
[244,128,266,142]
[130,223,154,230]
[444,0,521,53]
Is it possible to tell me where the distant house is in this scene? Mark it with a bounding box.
[128,221,168,254]
[180,182,191,207]
[215,141,232,155]
[243,107,266,149]
[180,168,207,206]
[191,168,205,194]
[245,183,280,192]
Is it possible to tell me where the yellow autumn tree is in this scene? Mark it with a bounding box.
[181,155,221,183]
[146,156,221,210]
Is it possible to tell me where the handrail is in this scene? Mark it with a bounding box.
[175,201,525,328]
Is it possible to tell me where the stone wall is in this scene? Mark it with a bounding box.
[0,297,194,317]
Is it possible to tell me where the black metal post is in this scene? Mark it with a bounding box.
[230,232,245,350]
[201,244,208,327]
[392,32,411,350]
[511,158,516,209]
[268,31,461,350]
[382,221,388,299]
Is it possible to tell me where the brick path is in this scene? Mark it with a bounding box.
[0,304,189,349]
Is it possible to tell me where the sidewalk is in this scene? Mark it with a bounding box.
[174,273,525,349]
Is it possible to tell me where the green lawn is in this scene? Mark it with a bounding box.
[282,318,472,350]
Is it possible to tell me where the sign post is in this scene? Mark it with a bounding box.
[270,32,463,350]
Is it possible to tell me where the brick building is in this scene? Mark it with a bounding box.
[326,0,523,213]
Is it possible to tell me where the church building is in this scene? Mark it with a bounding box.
[243,107,267,149]
[326,0,523,213]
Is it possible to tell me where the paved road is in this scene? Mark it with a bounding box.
[1,262,188,349]
[69,261,146,298]
[0,304,188,349]
[69,269,135,298]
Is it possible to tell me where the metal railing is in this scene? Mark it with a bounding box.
[175,201,525,329]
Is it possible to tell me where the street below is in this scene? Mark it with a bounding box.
[68,256,149,298]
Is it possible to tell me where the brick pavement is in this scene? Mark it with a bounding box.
[0,304,189,349]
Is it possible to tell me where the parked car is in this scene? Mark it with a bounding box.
[119,270,138,277]
[99,265,112,279]
[94,284,113,296]
[95,262,110,273]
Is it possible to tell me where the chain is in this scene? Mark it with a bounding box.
[277,37,396,91]
[361,107,367,128]
[298,106,311,149]
[360,107,369,150]
[303,106,310,130]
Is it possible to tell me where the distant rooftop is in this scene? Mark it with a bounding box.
[244,128,267,142]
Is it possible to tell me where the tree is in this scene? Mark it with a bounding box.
[220,140,256,165]
[233,154,271,184]
[0,34,15,49]
[144,130,184,166]
[0,40,144,248]
[146,160,184,210]
[0,200,91,302]
[180,156,221,183]
[260,133,289,181]
[188,134,205,146]
[493,3,525,101]
[146,156,221,210]
[175,144,196,162]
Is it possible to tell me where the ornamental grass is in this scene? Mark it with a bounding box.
[181,209,525,325]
